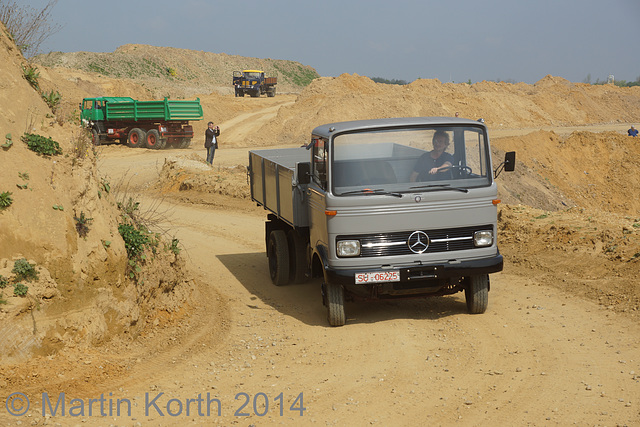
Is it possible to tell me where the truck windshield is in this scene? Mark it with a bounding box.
[244,72,261,79]
[331,126,491,195]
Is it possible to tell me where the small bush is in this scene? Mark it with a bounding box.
[0,191,13,209]
[12,258,39,282]
[22,133,62,156]
[0,275,8,288]
[118,223,151,259]
[13,283,28,297]
[74,211,93,238]
[168,238,181,255]
[21,64,40,89]
[42,89,62,112]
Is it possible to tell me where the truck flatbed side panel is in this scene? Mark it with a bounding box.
[249,148,310,227]
[105,99,203,122]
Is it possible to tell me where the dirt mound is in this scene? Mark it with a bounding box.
[0,23,192,362]
[238,73,640,147]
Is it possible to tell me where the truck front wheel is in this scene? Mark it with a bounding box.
[91,129,101,146]
[324,281,345,327]
[127,128,146,148]
[465,274,489,314]
[268,230,290,286]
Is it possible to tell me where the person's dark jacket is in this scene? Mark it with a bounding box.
[205,127,220,148]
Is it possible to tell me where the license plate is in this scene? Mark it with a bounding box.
[355,271,400,284]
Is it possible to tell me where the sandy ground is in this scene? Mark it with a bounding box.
[1,99,637,426]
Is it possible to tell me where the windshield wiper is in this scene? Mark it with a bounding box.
[339,188,403,198]
[409,184,469,193]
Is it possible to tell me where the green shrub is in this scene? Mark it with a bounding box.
[42,89,62,111]
[12,258,39,282]
[168,238,181,255]
[13,283,28,297]
[21,64,40,90]
[0,191,12,209]
[22,133,62,156]
[118,223,151,259]
[0,275,8,288]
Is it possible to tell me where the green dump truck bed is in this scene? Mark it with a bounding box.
[104,97,203,122]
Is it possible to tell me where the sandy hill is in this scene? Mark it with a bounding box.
[0,25,191,362]
[33,44,320,98]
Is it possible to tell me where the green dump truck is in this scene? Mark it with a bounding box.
[80,97,204,149]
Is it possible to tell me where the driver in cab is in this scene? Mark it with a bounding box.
[409,130,454,182]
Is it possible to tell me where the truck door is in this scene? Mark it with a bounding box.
[308,137,329,255]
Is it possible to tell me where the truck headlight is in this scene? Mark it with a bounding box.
[473,230,493,247]
[337,240,360,257]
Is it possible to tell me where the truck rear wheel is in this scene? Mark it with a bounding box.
[127,128,146,148]
[325,282,345,327]
[145,129,165,149]
[465,274,489,314]
[268,230,290,286]
[267,88,276,97]
[179,138,191,149]
[287,229,308,284]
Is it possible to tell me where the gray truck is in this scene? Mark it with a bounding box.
[248,117,515,326]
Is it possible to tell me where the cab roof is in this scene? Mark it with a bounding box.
[311,116,488,139]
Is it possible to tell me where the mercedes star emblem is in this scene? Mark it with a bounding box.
[408,231,429,254]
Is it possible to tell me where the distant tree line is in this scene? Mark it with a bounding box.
[370,77,409,85]
[583,73,640,87]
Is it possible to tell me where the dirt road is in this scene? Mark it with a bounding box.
[2,102,639,426]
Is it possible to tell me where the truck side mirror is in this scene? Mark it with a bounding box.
[503,151,516,172]
[494,151,516,178]
[296,162,311,185]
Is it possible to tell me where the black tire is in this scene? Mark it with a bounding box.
[126,128,145,148]
[91,129,101,146]
[145,129,165,149]
[267,230,290,286]
[465,274,489,314]
[250,90,260,98]
[179,138,191,149]
[287,229,308,284]
[325,281,345,327]
[267,87,276,97]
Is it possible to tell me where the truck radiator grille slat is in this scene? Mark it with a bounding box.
[338,225,492,257]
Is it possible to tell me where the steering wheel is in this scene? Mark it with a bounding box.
[451,164,472,176]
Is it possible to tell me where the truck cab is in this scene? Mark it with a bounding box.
[249,117,515,326]
[233,69,277,97]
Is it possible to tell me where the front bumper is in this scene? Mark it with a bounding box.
[325,253,503,286]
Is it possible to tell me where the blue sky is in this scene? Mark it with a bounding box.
[23,0,640,84]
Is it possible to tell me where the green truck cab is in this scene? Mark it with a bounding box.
[80,97,203,149]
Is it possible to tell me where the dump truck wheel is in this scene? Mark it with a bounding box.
[287,229,308,284]
[465,274,489,314]
[325,282,345,327]
[268,230,290,286]
[179,138,191,149]
[267,88,276,97]
[145,129,163,149]
[91,129,101,146]
[127,128,145,148]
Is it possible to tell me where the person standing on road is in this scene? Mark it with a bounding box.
[205,121,220,164]
[628,125,638,137]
